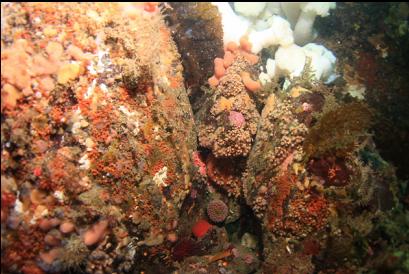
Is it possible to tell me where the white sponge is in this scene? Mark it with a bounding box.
[234,2,267,18]
[293,2,336,45]
[260,43,337,83]
[302,43,336,80]
[248,15,294,53]
[212,2,250,45]
[275,44,306,78]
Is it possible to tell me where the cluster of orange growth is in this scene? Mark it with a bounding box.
[43,150,81,192]
[1,26,91,112]
[208,37,260,92]
[2,227,46,272]
[93,157,133,180]
[89,104,117,144]
[283,193,329,235]
[1,2,119,113]
[1,3,145,272]
[75,88,93,116]
[149,161,166,175]
[147,154,177,188]
[25,3,102,51]
[49,107,65,124]
[206,153,242,197]
[267,167,330,236]
[268,172,295,228]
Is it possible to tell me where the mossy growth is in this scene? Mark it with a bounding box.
[359,148,390,171]
[255,80,280,113]
[284,57,317,92]
[363,203,409,272]
[117,57,142,91]
[76,186,112,218]
[60,234,90,271]
[385,2,409,39]
[304,102,373,158]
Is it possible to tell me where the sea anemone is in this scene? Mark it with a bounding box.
[192,219,212,238]
[207,199,228,223]
[60,234,89,271]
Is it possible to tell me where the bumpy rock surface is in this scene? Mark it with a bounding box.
[1,3,196,273]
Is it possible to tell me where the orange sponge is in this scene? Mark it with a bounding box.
[239,36,252,52]
[223,51,235,68]
[214,58,225,79]
[226,41,239,53]
[241,72,261,92]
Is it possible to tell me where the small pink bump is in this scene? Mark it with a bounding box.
[39,218,60,232]
[60,221,75,234]
[229,111,246,128]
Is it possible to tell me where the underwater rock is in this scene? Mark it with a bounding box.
[165,2,224,112]
[243,81,400,273]
[197,44,260,159]
[1,2,407,274]
[1,2,196,273]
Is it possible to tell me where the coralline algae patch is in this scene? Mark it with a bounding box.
[1,2,196,273]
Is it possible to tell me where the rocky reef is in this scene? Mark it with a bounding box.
[1,2,408,274]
